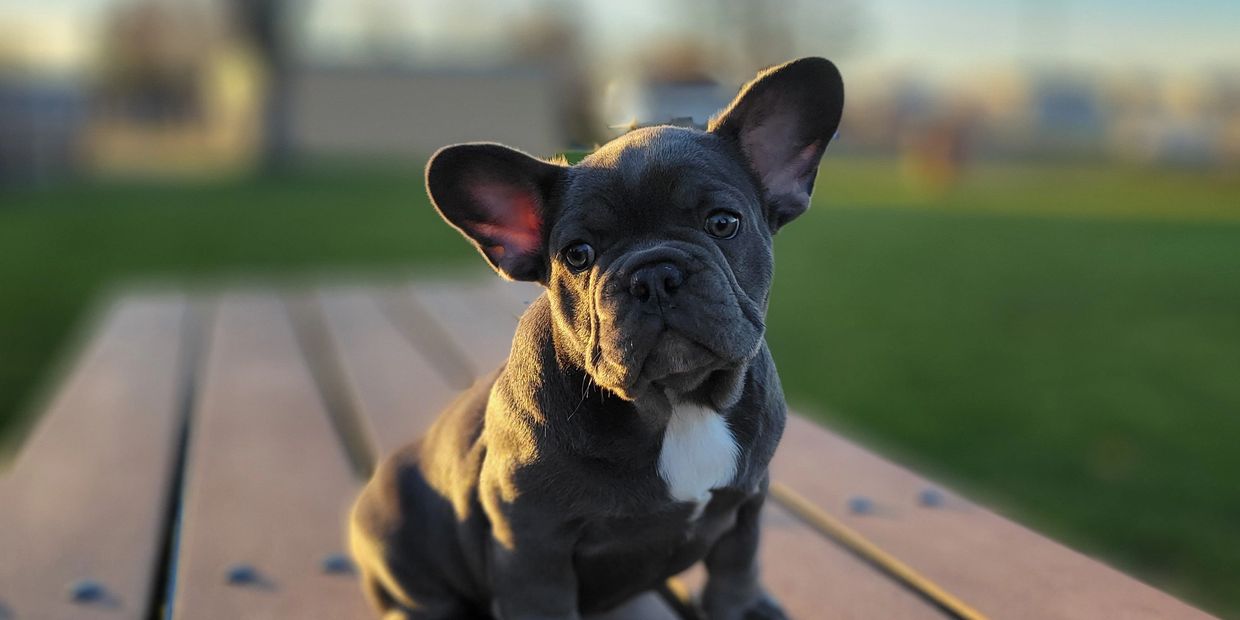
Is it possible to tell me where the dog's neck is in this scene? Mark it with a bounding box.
[659,400,740,517]
[503,295,747,509]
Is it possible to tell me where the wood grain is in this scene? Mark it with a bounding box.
[678,502,945,619]
[406,279,533,377]
[170,294,370,619]
[0,295,192,620]
[316,287,459,460]
[772,414,1216,619]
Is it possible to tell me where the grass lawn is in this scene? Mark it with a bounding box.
[1,158,1238,615]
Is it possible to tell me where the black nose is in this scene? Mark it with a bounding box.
[629,262,684,303]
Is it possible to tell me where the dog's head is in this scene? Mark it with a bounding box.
[427,58,843,405]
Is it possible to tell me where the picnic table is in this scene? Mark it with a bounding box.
[0,276,1217,619]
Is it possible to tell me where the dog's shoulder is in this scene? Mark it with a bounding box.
[351,442,424,543]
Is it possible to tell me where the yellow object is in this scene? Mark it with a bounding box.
[769,482,988,620]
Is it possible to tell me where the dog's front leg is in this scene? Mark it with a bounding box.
[701,482,787,620]
[488,526,581,620]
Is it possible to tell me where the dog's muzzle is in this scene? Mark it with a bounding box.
[587,244,763,399]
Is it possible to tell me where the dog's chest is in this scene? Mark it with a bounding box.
[657,403,739,513]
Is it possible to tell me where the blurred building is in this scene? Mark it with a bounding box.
[0,5,91,185]
[287,4,584,158]
[1,0,1237,186]
[837,64,1240,178]
[1025,74,1107,158]
[602,42,736,131]
[85,1,264,177]
[288,66,563,158]
[0,77,87,185]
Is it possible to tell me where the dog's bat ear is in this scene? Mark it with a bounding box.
[709,57,844,232]
[426,143,565,282]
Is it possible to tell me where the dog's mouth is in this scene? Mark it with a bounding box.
[591,324,749,401]
[633,330,722,391]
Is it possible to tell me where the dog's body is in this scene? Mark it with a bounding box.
[352,300,786,618]
[351,58,844,620]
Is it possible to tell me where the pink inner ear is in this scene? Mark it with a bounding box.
[757,139,822,197]
[470,182,543,258]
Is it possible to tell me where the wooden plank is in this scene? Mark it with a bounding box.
[493,279,545,309]
[316,287,460,459]
[321,284,679,619]
[772,414,1217,619]
[410,279,943,619]
[756,503,944,618]
[677,503,945,619]
[407,278,536,377]
[170,294,370,619]
[377,285,476,391]
[0,295,192,620]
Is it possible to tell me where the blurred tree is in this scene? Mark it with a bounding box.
[97,3,206,122]
[227,0,293,170]
[514,4,604,147]
[713,0,864,78]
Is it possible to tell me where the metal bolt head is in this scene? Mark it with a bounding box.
[919,488,945,507]
[68,579,105,603]
[321,553,355,575]
[847,495,874,515]
[226,564,259,585]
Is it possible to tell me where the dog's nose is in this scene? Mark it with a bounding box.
[629,262,683,303]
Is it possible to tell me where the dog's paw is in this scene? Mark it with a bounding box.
[737,594,788,620]
[701,589,788,620]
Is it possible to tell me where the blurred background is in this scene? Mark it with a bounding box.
[0,0,1237,615]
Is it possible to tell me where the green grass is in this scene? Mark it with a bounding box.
[1,158,1238,616]
[0,165,476,442]
[769,206,1240,616]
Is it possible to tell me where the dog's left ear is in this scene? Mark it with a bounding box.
[426,143,566,282]
[710,57,844,232]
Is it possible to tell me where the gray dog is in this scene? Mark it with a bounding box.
[350,57,844,620]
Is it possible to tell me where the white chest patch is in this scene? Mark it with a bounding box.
[658,403,739,515]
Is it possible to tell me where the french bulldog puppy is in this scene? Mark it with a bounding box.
[350,57,844,620]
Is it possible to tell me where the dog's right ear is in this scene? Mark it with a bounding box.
[426,143,566,282]
[709,57,844,232]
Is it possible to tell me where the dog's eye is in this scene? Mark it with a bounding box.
[562,242,595,271]
[704,211,741,239]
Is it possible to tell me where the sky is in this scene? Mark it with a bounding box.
[859,0,1240,77]
[3,0,1238,77]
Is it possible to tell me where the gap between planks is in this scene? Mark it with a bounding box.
[285,293,380,480]
[0,294,203,620]
[148,298,213,620]
[169,293,372,618]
